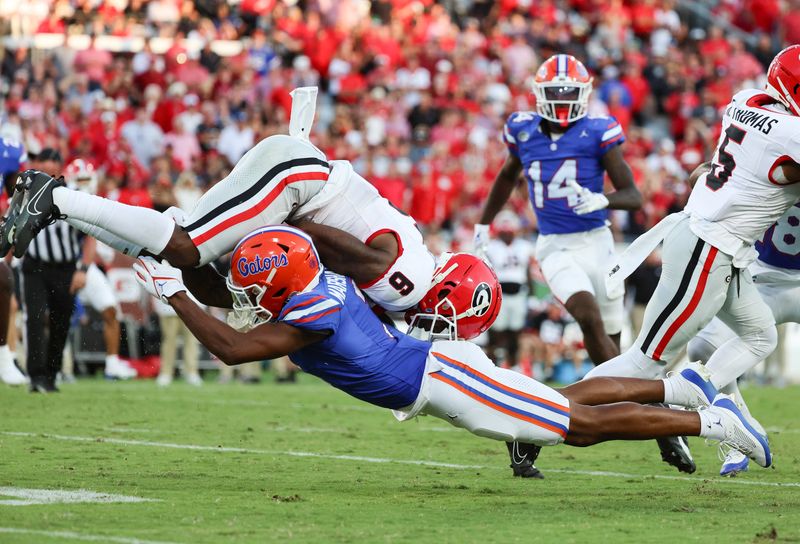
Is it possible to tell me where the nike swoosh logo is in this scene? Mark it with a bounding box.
[511,442,528,465]
[25,179,51,216]
[446,413,458,420]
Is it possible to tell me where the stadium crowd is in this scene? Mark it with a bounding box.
[0,0,796,382]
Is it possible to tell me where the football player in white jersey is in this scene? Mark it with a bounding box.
[688,201,800,476]
[484,210,534,370]
[3,88,435,315]
[585,45,800,471]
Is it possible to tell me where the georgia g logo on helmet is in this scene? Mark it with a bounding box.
[471,282,492,317]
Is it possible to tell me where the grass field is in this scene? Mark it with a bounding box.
[1,376,799,544]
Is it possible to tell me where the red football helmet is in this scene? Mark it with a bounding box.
[406,253,502,340]
[226,226,321,327]
[64,158,98,194]
[532,54,593,126]
[765,45,800,116]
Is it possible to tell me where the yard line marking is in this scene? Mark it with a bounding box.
[1,432,481,469]
[0,527,179,544]
[103,427,158,434]
[3,431,799,488]
[0,487,158,506]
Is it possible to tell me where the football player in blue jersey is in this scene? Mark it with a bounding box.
[475,54,642,366]
[0,137,28,385]
[131,225,771,472]
[688,197,800,476]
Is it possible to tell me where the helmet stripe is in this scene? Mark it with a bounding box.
[558,54,567,77]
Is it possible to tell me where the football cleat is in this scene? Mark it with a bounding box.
[707,394,771,468]
[11,170,65,258]
[0,180,28,256]
[719,448,750,477]
[668,362,718,409]
[656,435,696,474]
[507,441,544,479]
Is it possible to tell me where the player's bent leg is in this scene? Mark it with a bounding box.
[564,291,620,363]
[707,272,778,390]
[689,316,736,363]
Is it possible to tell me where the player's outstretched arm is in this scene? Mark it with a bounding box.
[180,263,234,309]
[290,220,396,286]
[167,292,325,365]
[601,146,642,210]
[479,154,524,224]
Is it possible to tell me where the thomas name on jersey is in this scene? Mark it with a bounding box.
[503,112,624,235]
[725,105,779,135]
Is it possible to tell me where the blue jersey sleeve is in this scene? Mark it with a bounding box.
[594,116,625,155]
[278,292,342,334]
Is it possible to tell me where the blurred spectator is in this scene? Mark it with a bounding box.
[217,110,254,165]
[121,108,165,168]
[155,299,202,387]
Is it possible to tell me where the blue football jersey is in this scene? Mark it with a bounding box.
[755,203,800,270]
[278,270,430,409]
[0,137,26,188]
[503,112,625,235]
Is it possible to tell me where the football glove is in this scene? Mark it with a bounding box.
[473,223,491,260]
[568,180,609,215]
[133,257,187,303]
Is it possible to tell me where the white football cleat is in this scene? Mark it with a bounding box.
[156,373,173,387]
[720,448,749,477]
[0,356,28,386]
[706,394,771,468]
[667,362,718,409]
[105,357,137,380]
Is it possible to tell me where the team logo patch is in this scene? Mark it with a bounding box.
[471,282,492,316]
[237,253,289,277]
[518,131,530,142]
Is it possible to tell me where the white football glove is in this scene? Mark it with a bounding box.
[473,223,491,260]
[133,257,187,303]
[567,180,609,215]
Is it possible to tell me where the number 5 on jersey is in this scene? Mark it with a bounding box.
[527,159,580,208]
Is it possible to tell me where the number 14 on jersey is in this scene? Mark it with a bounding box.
[527,159,580,208]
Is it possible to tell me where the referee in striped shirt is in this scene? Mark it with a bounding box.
[22,148,95,393]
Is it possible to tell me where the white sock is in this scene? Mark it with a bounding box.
[698,410,726,440]
[0,345,12,365]
[661,376,677,405]
[66,218,143,258]
[583,348,664,380]
[54,188,174,255]
[105,354,119,367]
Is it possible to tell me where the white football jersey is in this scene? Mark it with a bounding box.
[486,238,533,284]
[686,89,800,252]
[293,160,420,245]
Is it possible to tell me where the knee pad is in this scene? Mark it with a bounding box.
[741,324,778,361]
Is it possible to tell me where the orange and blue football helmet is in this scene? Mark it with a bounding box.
[532,54,593,126]
[227,225,321,327]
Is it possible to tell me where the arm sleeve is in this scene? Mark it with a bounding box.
[278,293,342,334]
[598,117,626,154]
[502,115,520,159]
